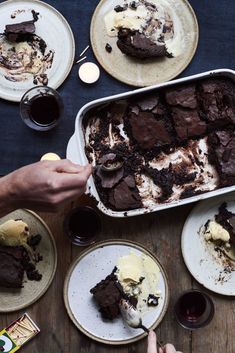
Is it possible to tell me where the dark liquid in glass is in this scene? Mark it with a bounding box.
[174,290,214,329]
[178,292,206,322]
[65,207,101,246]
[30,95,60,126]
[69,211,98,240]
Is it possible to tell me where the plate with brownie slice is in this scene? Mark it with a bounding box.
[90,0,198,86]
[64,240,169,345]
[0,209,57,312]
[0,0,75,102]
[182,192,235,296]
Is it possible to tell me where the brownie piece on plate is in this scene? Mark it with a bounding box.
[117,29,167,59]
[90,268,122,320]
[0,246,25,288]
[4,21,35,42]
[215,203,235,246]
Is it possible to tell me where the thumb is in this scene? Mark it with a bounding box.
[147,331,158,353]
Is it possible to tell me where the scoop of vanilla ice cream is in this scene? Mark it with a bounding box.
[104,6,148,36]
[204,220,230,243]
[0,219,29,245]
[116,251,160,313]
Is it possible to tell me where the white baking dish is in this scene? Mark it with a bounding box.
[67,68,235,218]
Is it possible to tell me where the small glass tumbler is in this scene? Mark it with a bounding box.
[63,206,101,246]
[174,290,215,330]
[20,86,63,131]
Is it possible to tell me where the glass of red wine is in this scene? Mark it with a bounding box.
[174,290,214,330]
[63,206,101,246]
[20,86,63,131]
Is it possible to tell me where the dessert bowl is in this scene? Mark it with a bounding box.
[67,68,235,218]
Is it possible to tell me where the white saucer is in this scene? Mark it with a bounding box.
[182,192,235,296]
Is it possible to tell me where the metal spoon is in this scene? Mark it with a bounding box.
[93,161,124,175]
[97,153,124,172]
[119,299,164,348]
[119,298,149,332]
[100,160,124,172]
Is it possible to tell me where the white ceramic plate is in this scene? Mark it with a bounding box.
[64,240,169,345]
[182,192,235,296]
[0,209,57,312]
[0,0,75,102]
[90,0,198,87]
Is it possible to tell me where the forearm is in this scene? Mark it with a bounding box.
[0,174,18,217]
[0,161,91,217]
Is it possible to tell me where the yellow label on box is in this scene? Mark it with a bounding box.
[0,329,20,353]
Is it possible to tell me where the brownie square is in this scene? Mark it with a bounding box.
[208,130,235,186]
[0,246,25,288]
[199,79,235,127]
[108,175,142,210]
[128,111,172,149]
[171,107,207,139]
[165,85,197,109]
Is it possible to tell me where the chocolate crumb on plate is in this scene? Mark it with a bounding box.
[105,43,112,53]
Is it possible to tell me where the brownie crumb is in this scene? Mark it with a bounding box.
[105,43,112,53]
[114,5,127,12]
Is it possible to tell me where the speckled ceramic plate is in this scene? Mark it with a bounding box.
[0,0,75,102]
[182,192,235,296]
[0,209,57,312]
[90,0,198,87]
[64,239,169,345]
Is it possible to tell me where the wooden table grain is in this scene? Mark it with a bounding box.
[1,196,235,353]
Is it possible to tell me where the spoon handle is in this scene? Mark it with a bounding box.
[157,339,164,350]
[140,326,164,350]
[139,324,149,333]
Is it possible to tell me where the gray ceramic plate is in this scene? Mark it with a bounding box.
[90,0,199,87]
[0,209,57,312]
[64,239,169,345]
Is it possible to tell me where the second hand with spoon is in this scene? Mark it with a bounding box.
[119,299,164,349]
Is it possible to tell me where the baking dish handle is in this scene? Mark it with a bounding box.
[67,134,83,164]
[66,134,93,195]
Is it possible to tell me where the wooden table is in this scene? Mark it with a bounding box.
[1,196,235,353]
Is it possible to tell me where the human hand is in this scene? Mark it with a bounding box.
[0,159,92,215]
[147,330,183,353]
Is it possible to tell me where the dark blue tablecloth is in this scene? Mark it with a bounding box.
[0,0,234,175]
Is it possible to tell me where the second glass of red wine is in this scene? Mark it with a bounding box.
[63,206,101,246]
[174,290,214,330]
[20,86,63,131]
